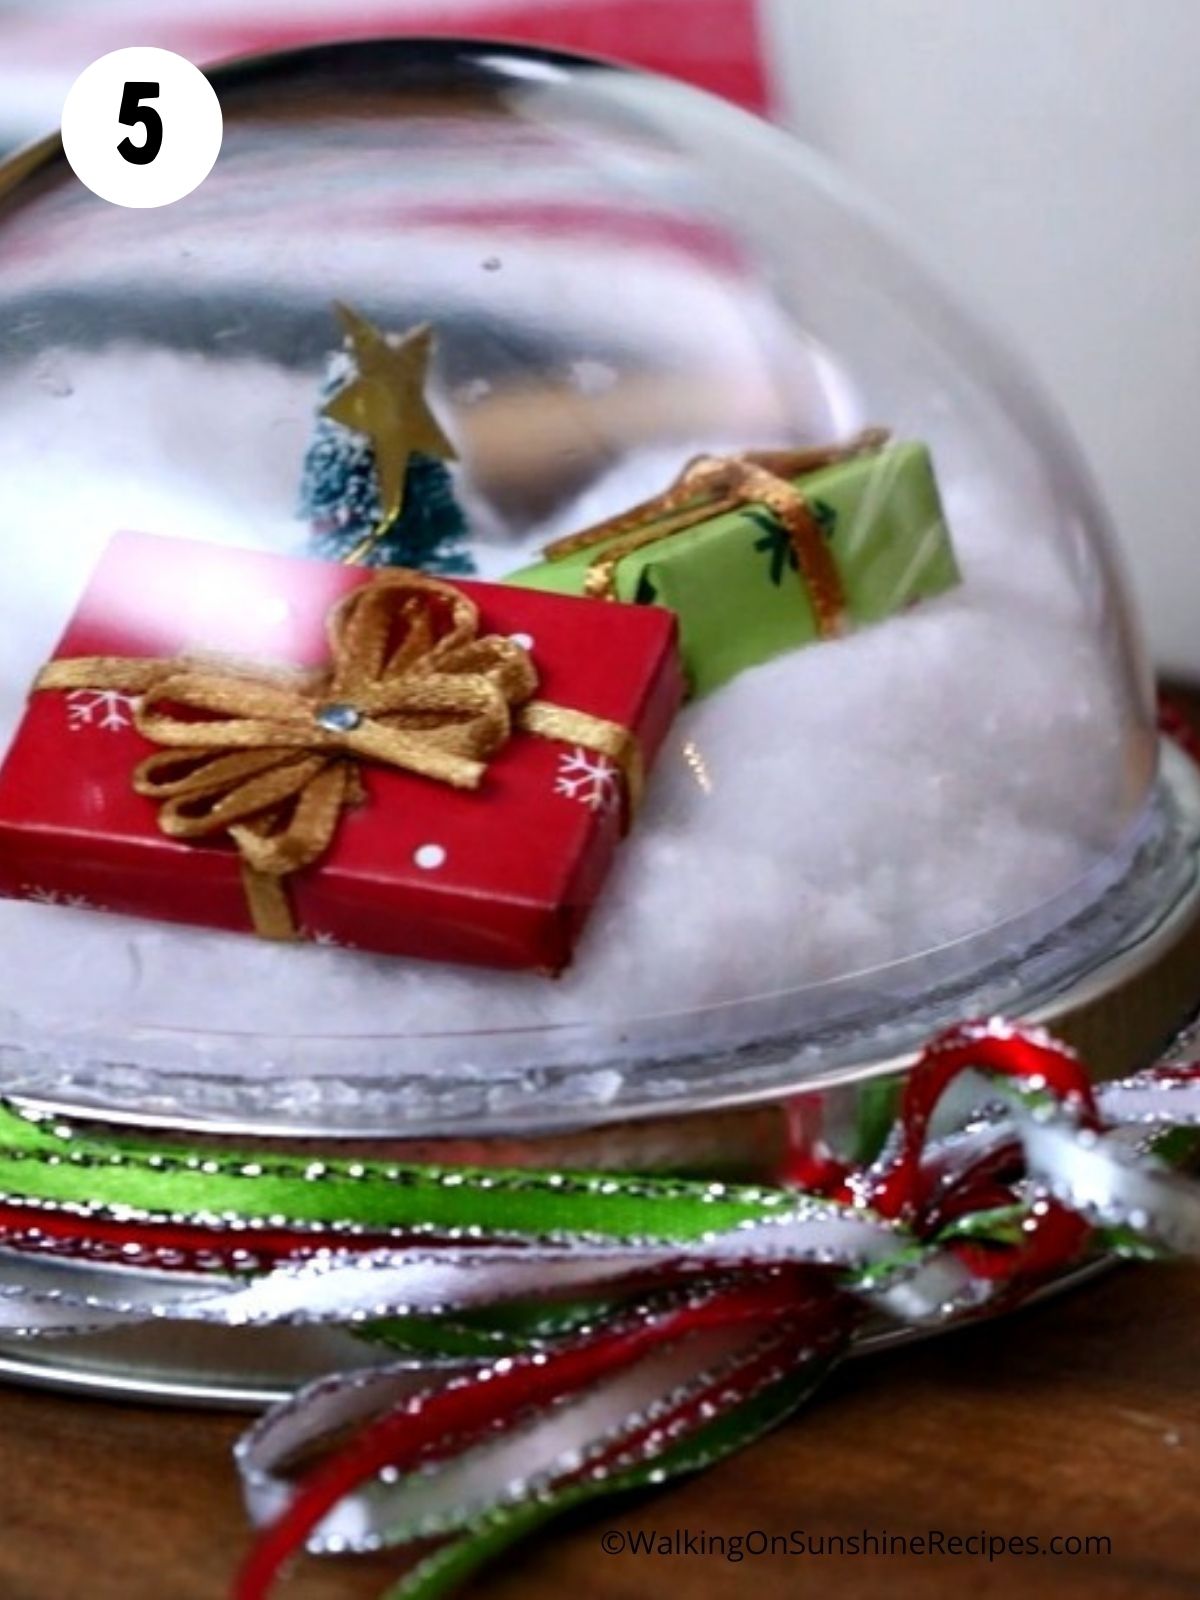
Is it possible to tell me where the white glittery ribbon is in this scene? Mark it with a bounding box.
[1,1069,1198,1349]
[1,1048,1199,1568]
[0,1208,900,1335]
[236,1319,817,1554]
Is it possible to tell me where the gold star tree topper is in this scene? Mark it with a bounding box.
[321,302,457,532]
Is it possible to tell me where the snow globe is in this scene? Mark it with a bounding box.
[0,38,1196,1407]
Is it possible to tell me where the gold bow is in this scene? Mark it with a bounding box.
[35,572,642,942]
[541,428,890,640]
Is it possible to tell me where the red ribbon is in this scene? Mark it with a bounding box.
[866,1026,1098,1281]
[230,1021,1119,1596]
[234,1272,846,1600]
[0,1021,1174,1598]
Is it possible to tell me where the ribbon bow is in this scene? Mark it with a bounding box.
[541,428,891,639]
[3,1020,1200,1599]
[35,571,641,941]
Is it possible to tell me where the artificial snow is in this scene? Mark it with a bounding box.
[0,349,1150,1090]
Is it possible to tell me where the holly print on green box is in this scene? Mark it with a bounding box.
[506,441,961,698]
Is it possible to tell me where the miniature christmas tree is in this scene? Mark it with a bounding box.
[300,305,475,574]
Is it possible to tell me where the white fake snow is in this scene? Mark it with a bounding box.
[0,350,1149,1080]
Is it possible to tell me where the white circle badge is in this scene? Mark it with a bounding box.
[61,48,223,209]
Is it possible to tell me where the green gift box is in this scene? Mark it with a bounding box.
[506,439,961,698]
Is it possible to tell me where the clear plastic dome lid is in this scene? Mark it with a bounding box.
[0,39,1161,1129]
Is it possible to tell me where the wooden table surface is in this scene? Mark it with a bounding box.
[5,695,1200,1599]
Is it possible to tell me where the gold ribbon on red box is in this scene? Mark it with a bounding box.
[35,570,643,941]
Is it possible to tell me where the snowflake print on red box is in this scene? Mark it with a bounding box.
[65,688,139,732]
[554,747,622,815]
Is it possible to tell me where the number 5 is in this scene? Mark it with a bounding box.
[117,81,163,166]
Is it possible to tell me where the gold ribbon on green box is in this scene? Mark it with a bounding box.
[506,431,961,698]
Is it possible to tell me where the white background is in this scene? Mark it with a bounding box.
[767,0,1200,676]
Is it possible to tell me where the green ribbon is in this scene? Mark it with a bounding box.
[0,1081,1183,1600]
[0,1098,794,1242]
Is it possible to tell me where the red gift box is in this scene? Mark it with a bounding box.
[0,533,683,973]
